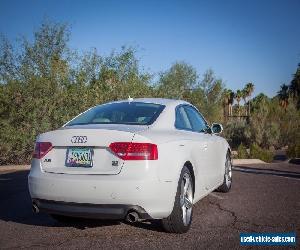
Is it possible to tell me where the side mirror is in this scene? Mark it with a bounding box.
[211,123,223,134]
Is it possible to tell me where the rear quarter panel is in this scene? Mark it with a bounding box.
[135,129,230,203]
[133,129,209,203]
[133,130,194,181]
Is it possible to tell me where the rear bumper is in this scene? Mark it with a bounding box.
[32,199,151,220]
[28,159,177,219]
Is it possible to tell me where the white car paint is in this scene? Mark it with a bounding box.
[28,98,230,220]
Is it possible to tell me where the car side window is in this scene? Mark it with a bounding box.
[184,106,208,133]
[175,106,192,130]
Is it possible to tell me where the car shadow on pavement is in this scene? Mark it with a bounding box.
[52,217,121,230]
[123,220,165,233]
[0,170,120,229]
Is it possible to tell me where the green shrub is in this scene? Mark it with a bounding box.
[250,144,274,163]
[287,142,300,158]
[223,120,249,149]
[237,143,248,159]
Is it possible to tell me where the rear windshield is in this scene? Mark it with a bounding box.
[66,102,165,126]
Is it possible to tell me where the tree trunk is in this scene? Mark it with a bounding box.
[248,100,251,116]
[224,103,227,120]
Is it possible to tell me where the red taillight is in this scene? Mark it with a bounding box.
[109,142,158,160]
[32,142,53,159]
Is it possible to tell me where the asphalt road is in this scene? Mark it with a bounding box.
[0,163,299,249]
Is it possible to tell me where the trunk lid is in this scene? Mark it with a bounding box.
[38,125,147,175]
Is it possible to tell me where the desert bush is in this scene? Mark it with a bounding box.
[250,144,274,163]
[237,143,249,159]
[223,120,249,149]
[287,141,300,158]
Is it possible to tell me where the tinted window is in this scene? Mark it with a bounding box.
[184,106,208,132]
[66,102,165,126]
[175,106,192,130]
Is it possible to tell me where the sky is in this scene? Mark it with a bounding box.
[0,0,299,97]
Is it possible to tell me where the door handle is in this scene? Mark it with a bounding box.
[203,144,208,150]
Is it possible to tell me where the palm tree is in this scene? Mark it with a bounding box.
[241,88,248,116]
[245,82,254,115]
[229,90,235,116]
[289,63,300,109]
[290,78,300,97]
[235,89,242,116]
[278,84,289,111]
[223,89,232,117]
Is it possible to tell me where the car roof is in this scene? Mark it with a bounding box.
[112,98,190,107]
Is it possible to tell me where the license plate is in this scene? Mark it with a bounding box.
[66,148,93,167]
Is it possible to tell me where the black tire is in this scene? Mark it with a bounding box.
[162,166,194,233]
[217,152,232,193]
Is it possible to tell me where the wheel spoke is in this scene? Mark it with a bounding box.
[181,179,185,194]
[184,197,193,209]
[225,158,232,184]
[181,172,193,226]
[180,180,185,206]
[184,177,190,193]
[225,159,232,181]
[182,206,187,225]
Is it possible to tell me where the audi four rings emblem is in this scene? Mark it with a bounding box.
[71,136,87,143]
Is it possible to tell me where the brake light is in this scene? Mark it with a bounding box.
[109,142,158,160]
[33,142,53,159]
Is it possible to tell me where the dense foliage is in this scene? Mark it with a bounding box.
[0,21,299,164]
[0,22,225,164]
[224,92,300,153]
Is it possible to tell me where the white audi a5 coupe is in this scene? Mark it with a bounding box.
[28,98,232,233]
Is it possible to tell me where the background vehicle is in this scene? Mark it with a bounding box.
[28,98,232,233]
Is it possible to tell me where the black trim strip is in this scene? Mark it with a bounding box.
[33,199,152,220]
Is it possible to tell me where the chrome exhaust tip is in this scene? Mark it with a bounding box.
[126,211,139,223]
[32,202,39,213]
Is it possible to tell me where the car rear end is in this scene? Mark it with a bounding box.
[28,101,177,220]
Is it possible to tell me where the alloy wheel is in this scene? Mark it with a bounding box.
[180,173,193,226]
